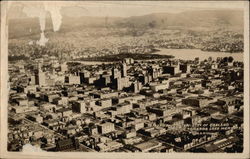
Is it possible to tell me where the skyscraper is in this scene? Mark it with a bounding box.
[132,81,142,93]
[112,68,121,79]
[61,62,68,73]
[121,62,127,77]
[35,63,46,86]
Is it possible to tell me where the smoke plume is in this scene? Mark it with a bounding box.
[14,2,64,46]
[44,3,62,32]
[36,8,48,46]
[36,32,48,46]
[39,9,46,32]
[35,3,63,46]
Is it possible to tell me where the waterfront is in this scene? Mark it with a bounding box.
[77,49,244,65]
[154,49,243,62]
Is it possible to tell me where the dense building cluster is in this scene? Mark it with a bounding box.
[8,29,243,62]
[8,55,243,152]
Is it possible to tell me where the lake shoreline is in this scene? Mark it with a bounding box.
[72,48,243,64]
[152,48,243,62]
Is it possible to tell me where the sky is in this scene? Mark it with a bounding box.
[7,1,246,19]
[5,1,246,46]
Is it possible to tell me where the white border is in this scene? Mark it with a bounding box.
[1,1,249,159]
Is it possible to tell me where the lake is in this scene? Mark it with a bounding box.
[153,49,243,62]
[74,49,243,65]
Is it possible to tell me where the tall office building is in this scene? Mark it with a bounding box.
[123,58,134,65]
[112,68,121,79]
[116,77,123,91]
[35,63,46,86]
[132,81,142,93]
[101,74,111,86]
[30,75,36,85]
[61,62,68,72]
[121,62,127,77]
[148,65,160,80]
[115,77,129,91]
[80,70,90,84]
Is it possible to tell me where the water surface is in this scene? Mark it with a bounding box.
[154,49,243,62]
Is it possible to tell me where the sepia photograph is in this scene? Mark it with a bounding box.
[0,1,249,158]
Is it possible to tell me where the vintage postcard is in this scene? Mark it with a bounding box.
[0,1,249,158]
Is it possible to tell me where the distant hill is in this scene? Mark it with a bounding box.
[116,10,243,29]
[8,9,243,39]
[8,16,121,39]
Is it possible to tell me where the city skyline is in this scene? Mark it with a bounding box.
[1,1,249,158]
